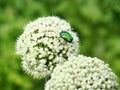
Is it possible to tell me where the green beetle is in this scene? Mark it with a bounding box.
[60,31,73,43]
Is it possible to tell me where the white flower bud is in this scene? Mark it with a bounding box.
[45,55,119,90]
[16,16,79,79]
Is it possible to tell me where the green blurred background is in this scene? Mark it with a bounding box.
[0,0,120,90]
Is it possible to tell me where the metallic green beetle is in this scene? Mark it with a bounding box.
[60,31,73,43]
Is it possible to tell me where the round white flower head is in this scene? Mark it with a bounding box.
[16,16,79,79]
[45,55,119,90]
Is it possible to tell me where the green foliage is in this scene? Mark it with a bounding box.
[0,0,120,89]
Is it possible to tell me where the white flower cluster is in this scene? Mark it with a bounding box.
[16,16,79,78]
[45,55,119,90]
